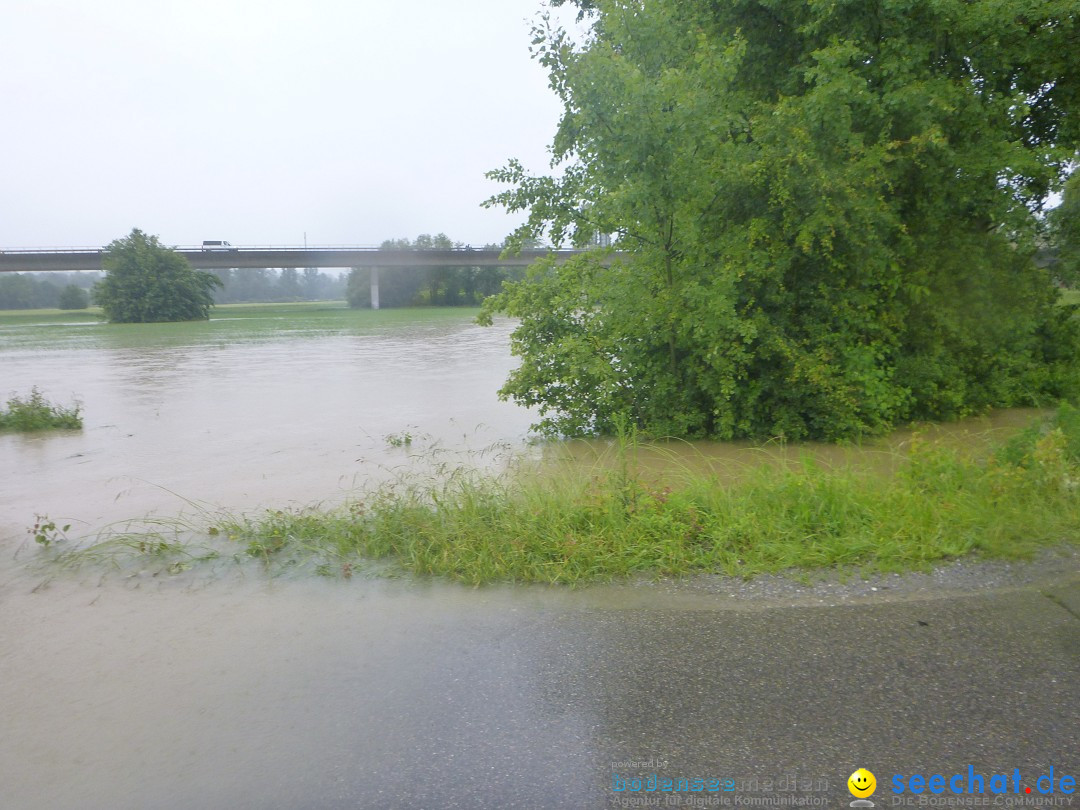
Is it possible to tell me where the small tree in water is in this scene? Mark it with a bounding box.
[93,229,222,323]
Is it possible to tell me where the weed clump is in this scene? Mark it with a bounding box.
[0,387,82,431]
[995,403,1080,467]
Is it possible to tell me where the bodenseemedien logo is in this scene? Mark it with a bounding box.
[848,768,877,808]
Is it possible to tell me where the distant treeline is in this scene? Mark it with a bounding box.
[0,268,347,308]
[0,272,99,309]
[206,268,347,304]
[345,235,526,308]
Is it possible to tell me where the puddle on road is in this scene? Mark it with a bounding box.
[3,553,1077,809]
[0,573,592,808]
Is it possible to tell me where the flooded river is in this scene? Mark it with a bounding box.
[1,305,1071,809]
[0,305,535,542]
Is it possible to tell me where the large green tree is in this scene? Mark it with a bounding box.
[94,229,222,323]
[482,0,1080,440]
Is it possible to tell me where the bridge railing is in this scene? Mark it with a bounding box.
[0,246,109,253]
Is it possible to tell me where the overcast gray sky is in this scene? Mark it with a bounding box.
[1,0,575,249]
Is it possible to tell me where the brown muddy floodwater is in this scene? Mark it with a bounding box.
[0,306,1063,809]
[0,307,535,538]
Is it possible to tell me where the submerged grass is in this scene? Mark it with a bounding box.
[31,407,1080,585]
[208,406,1080,584]
[26,511,227,585]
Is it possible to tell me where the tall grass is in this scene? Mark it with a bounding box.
[213,406,1080,584]
[0,387,82,431]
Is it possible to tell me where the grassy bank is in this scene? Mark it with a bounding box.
[0,307,104,326]
[192,406,1080,584]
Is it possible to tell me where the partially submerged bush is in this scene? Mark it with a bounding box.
[0,387,82,431]
[996,403,1080,468]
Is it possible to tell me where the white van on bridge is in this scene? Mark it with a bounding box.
[201,240,236,251]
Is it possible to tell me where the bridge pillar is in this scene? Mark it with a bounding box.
[370,267,380,310]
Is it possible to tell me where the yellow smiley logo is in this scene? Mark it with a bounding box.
[848,768,876,798]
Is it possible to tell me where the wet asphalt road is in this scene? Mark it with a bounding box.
[1,571,1077,810]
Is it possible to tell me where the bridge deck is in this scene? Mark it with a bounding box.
[0,248,603,273]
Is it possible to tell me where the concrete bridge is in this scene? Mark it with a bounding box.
[0,245,609,309]
[0,246,596,273]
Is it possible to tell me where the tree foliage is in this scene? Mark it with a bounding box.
[204,267,344,304]
[1051,169,1080,285]
[0,272,97,310]
[0,274,61,309]
[57,284,89,310]
[345,234,520,308]
[93,229,222,323]
[482,0,1080,440]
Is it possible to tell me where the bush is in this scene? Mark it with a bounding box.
[0,387,82,431]
[57,285,89,310]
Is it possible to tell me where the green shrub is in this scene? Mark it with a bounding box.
[57,285,89,310]
[996,404,1080,468]
[0,387,83,431]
